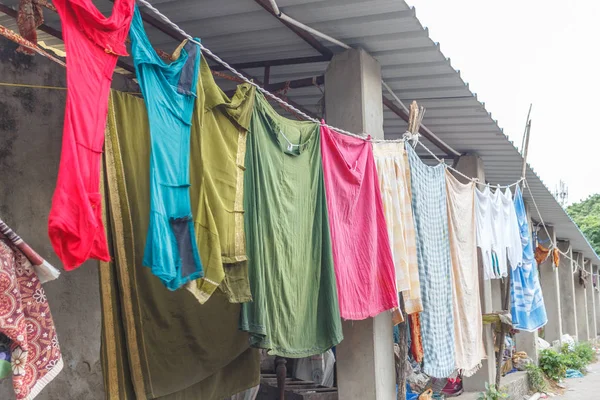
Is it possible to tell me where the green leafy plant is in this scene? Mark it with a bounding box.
[539,349,567,381]
[559,342,595,373]
[525,363,547,393]
[478,383,508,400]
[564,353,586,372]
[573,342,596,364]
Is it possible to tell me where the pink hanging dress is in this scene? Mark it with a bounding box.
[320,124,398,320]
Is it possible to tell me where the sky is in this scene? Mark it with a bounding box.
[407,0,600,204]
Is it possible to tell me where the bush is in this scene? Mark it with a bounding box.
[562,354,586,372]
[540,342,596,382]
[560,342,595,373]
[525,363,547,393]
[539,349,567,381]
[573,342,595,364]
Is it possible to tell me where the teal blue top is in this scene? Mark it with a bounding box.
[129,6,203,290]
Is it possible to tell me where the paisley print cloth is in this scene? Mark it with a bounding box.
[0,239,63,399]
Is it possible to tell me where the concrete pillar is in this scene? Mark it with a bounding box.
[538,228,562,343]
[586,260,597,339]
[595,265,600,336]
[557,245,577,340]
[573,252,588,341]
[325,48,393,400]
[491,280,503,311]
[452,155,496,391]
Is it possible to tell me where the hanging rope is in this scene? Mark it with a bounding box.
[524,181,588,274]
[0,24,65,67]
[134,0,528,190]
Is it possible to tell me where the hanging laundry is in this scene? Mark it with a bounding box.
[320,125,397,319]
[16,0,43,54]
[240,92,343,357]
[552,248,560,268]
[0,239,63,400]
[49,0,135,270]
[101,90,260,399]
[405,143,455,378]
[579,269,587,288]
[0,218,60,283]
[475,187,496,279]
[488,188,522,278]
[500,187,524,271]
[373,142,423,315]
[185,58,255,304]
[129,7,203,290]
[476,186,522,279]
[510,186,548,331]
[409,313,424,363]
[445,172,485,376]
[534,244,550,265]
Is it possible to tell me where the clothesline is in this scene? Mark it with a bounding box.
[525,182,589,275]
[135,0,527,191]
[0,24,66,67]
[415,138,525,189]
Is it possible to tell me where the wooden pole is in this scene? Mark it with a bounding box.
[495,274,512,387]
[521,103,533,183]
[396,299,408,400]
[521,120,532,182]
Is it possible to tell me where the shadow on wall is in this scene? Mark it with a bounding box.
[0,37,137,400]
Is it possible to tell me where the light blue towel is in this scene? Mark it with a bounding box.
[510,186,548,331]
[130,6,204,289]
[406,143,455,378]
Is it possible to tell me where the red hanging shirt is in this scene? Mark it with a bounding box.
[49,0,134,270]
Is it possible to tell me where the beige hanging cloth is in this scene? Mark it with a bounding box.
[445,171,486,376]
[373,142,422,315]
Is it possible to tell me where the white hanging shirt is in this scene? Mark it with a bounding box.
[475,186,495,279]
[501,187,523,271]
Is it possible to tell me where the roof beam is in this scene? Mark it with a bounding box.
[254,0,333,58]
[0,3,136,74]
[266,75,324,92]
[132,3,318,119]
[210,55,330,71]
[257,73,459,156]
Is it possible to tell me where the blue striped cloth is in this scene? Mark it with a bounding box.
[511,186,548,331]
[406,143,455,378]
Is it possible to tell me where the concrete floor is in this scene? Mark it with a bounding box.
[556,361,600,399]
[456,363,600,400]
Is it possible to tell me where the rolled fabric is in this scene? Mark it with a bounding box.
[0,219,60,283]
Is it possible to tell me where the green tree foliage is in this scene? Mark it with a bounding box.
[567,194,600,255]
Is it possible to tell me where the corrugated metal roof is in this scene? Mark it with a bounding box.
[1,0,597,264]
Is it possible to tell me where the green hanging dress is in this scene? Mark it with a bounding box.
[240,93,343,357]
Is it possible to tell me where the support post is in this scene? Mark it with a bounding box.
[595,265,600,338]
[452,154,496,391]
[556,244,576,340]
[538,229,562,343]
[325,48,394,400]
[275,357,287,399]
[570,252,584,341]
[586,260,597,339]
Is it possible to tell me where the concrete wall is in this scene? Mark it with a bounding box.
[0,38,135,399]
[539,229,562,343]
